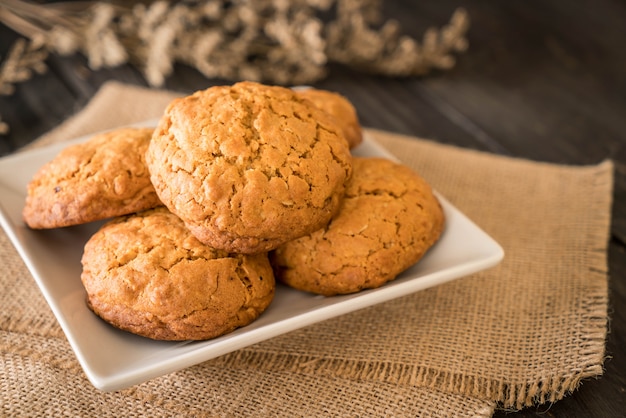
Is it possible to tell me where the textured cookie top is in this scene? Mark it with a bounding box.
[146,81,353,254]
[271,157,445,296]
[81,207,275,341]
[296,88,363,149]
[23,127,161,229]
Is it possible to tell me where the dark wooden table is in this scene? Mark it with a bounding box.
[1,1,624,416]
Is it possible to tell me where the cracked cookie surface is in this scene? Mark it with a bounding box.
[146,81,353,254]
[23,127,161,229]
[81,207,275,341]
[296,88,363,149]
[270,157,445,296]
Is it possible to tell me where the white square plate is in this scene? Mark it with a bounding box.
[0,122,504,391]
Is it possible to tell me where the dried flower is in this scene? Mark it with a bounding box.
[84,3,128,69]
[0,0,470,135]
[0,36,47,95]
[327,6,469,76]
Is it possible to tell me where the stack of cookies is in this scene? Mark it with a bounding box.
[23,82,444,341]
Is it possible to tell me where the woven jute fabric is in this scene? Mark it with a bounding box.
[1,81,613,417]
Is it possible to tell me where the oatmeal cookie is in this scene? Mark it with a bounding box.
[271,157,445,296]
[146,81,353,254]
[81,207,275,341]
[296,88,363,149]
[23,127,161,229]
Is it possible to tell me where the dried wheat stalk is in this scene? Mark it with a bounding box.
[0,0,470,134]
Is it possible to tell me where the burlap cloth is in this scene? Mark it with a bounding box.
[0,82,613,417]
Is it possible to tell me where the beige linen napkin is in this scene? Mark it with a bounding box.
[0,81,613,417]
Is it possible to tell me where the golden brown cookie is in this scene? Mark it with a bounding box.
[296,88,363,149]
[23,127,161,229]
[270,157,445,296]
[81,207,275,341]
[146,81,353,254]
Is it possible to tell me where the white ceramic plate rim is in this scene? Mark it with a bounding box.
[0,121,504,391]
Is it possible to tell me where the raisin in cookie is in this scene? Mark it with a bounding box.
[271,157,445,296]
[23,127,161,229]
[81,207,275,341]
[296,88,363,149]
[146,81,353,254]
